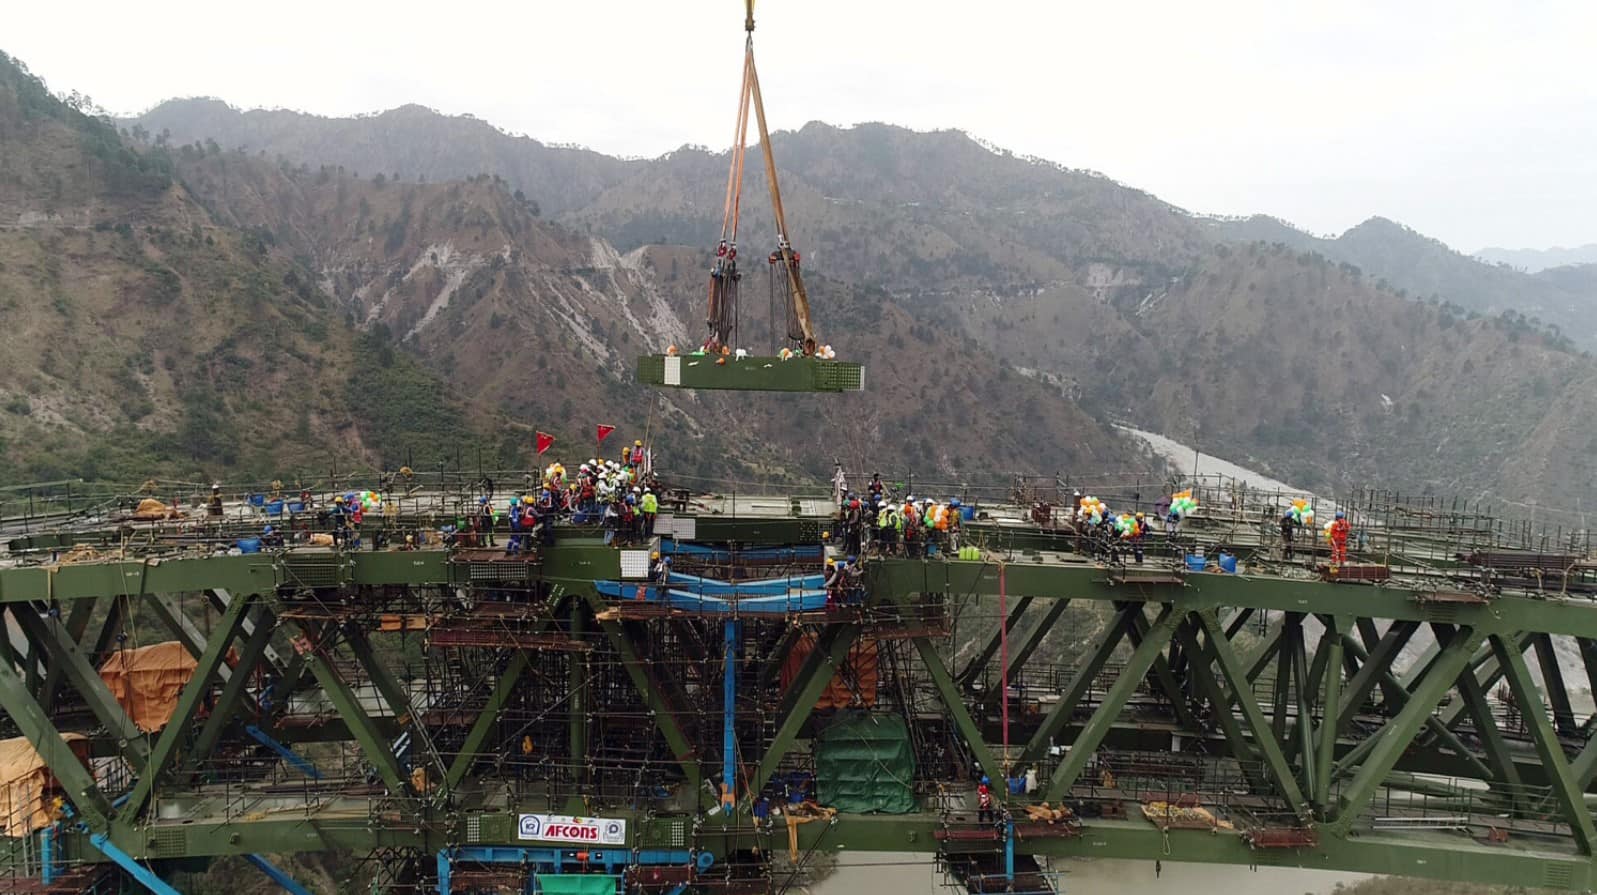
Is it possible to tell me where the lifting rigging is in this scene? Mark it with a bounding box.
[705,0,819,358]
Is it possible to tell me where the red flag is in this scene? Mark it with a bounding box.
[535,432,555,455]
[596,424,617,444]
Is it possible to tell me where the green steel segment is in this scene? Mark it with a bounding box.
[1290,619,1315,791]
[1174,618,1270,793]
[39,597,96,715]
[346,627,447,783]
[1332,625,1482,830]
[750,622,862,799]
[1333,620,1417,737]
[188,604,279,771]
[1535,633,1580,735]
[284,617,412,796]
[1334,628,1495,784]
[13,605,151,766]
[1197,611,1309,818]
[442,650,530,799]
[87,593,130,665]
[635,353,864,392]
[211,589,286,677]
[0,555,279,603]
[1438,631,1533,731]
[1454,659,1525,810]
[1243,625,1283,684]
[1020,606,1135,764]
[865,559,1597,637]
[1271,619,1294,745]
[1355,618,1406,708]
[755,625,802,690]
[908,634,1005,784]
[1005,598,1071,678]
[0,609,112,829]
[957,595,1033,687]
[1123,607,1198,732]
[581,592,710,810]
[143,592,234,683]
[1042,604,1178,803]
[120,590,254,822]
[1494,632,1597,854]
[1314,619,1344,811]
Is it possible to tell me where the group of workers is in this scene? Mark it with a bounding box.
[1281,509,1352,562]
[832,471,968,559]
[480,443,660,554]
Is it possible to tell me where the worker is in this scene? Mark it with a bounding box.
[640,487,659,537]
[1330,511,1351,564]
[477,497,497,547]
[823,558,843,612]
[947,499,963,552]
[977,775,995,825]
[1131,512,1147,564]
[207,484,224,517]
[877,501,901,555]
[1280,511,1296,561]
[330,495,350,546]
[868,472,884,502]
[831,463,848,507]
[628,439,646,473]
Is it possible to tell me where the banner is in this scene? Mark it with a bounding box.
[517,813,627,845]
[596,424,616,444]
[535,431,555,455]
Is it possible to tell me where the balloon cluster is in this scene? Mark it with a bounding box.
[1287,499,1315,526]
[343,490,382,511]
[1323,520,1337,541]
[1114,513,1139,539]
[1077,496,1108,525]
[1168,489,1199,519]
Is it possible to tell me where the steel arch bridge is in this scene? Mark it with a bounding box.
[2,484,1596,894]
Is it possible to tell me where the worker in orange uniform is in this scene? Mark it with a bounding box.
[1330,511,1351,564]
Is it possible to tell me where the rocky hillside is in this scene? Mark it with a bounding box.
[165,149,1138,482]
[119,98,1597,511]
[1206,215,1597,348]
[0,52,484,486]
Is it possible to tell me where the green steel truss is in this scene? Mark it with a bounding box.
[3,524,1597,893]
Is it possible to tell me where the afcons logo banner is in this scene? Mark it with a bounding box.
[516,814,627,845]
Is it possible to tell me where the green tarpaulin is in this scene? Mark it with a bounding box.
[815,712,915,814]
[535,874,618,895]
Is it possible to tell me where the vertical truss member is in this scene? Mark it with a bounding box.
[705,0,820,357]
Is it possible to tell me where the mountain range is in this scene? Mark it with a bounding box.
[1476,243,1597,273]
[5,51,1596,517]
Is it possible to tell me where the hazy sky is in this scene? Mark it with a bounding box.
[9,0,1596,251]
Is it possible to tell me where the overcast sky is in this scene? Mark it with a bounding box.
[9,0,1596,251]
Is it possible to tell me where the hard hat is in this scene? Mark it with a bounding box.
[263,525,274,535]
[1335,511,1345,519]
[826,558,836,567]
[212,483,221,491]
[651,551,661,560]
[846,556,857,564]
[1135,512,1144,519]
[334,495,345,503]
[634,439,643,446]
[522,495,534,504]
[478,496,489,504]
[981,776,990,786]
[950,498,962,508]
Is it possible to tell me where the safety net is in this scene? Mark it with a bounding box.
[814,712,915,814]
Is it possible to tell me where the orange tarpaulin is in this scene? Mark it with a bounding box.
[99,641,200,733]
[0,734,89,838]
[780,633,878,709]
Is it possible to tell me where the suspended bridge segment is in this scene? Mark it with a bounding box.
[2,484,1597,893]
